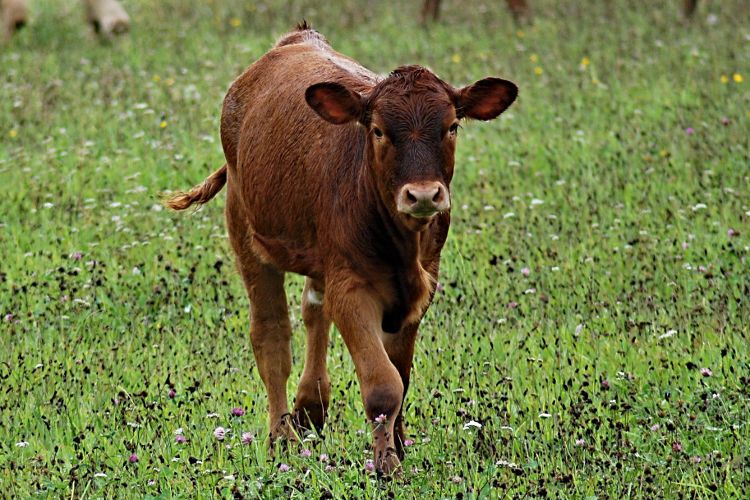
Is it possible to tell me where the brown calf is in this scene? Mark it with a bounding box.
[167,24,517,476]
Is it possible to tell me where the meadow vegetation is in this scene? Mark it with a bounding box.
[1,0,748,497]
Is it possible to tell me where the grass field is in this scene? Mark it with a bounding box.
[1,0,748,497]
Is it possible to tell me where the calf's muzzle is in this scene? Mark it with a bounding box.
[396,182,450,218]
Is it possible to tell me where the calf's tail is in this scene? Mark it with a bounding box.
[165,163,227,210]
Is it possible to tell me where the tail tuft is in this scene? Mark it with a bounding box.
[164,163,227,210]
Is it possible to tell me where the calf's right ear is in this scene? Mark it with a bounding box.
[306,82,365,125]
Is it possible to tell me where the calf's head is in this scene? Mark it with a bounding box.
[306,66,517,231]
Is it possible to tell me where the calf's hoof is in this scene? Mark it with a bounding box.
[268,413,301,452]
[393,416,406,460]
[293,376,330,431]
[376,447,402,479]
[84,0,129,36]
[292,399,327,432]
[1,0,28,42]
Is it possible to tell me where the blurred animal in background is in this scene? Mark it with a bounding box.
[421,0,700,24]
[83,0,129,36]
[1,0,129,42]
[1,0,27,41]
[683,0,699,18]
[421,0,530,23]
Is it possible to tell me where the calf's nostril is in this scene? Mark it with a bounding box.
[406,191,417,204]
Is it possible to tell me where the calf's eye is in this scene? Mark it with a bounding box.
[372,127,384,138]
[449,122,459,135]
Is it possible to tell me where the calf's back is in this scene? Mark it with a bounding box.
[220,29,381,279]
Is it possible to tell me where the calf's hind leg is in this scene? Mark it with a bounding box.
[293,278,332,431]
[231,246,295,442]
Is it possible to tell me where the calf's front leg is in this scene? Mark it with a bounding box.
[381,322,419,460]
[326,284,404,476]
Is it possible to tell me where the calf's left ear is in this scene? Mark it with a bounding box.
[306,82,365,125]
[456,78,518,121]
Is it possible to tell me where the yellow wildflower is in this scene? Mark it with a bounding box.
[9,129,18,138]
[230,18,241,27]
[517,30,524,38]
[153,75,160,82]
[660,150,668,157]
[720,75,728,83]
[534,67,543,75]
[530,54,538,62]
[592,78,599,85]
[160,121,167,128]
[733,74,743,83]
[581,57,590,67]
[451,55,461,63]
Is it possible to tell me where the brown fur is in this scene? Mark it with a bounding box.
[167,25,517,476]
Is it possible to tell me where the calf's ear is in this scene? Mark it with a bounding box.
[306,82,365,125]
[456,78,518,121]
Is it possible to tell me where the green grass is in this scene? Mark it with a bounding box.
[1,0,748,497]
